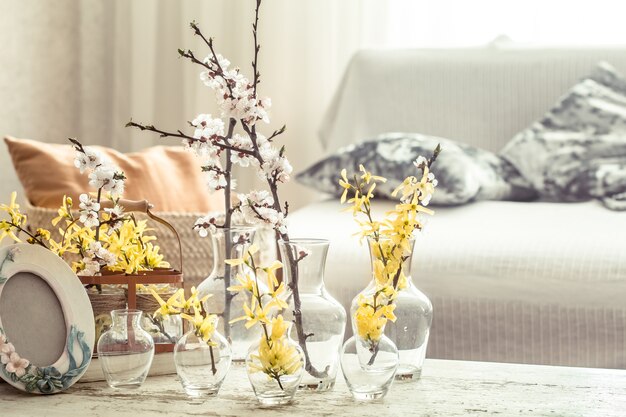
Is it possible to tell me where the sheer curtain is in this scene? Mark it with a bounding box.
[0,0,388,208]
[3,0,625,208]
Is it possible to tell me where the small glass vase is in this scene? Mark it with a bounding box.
[340,332,399,400]
[198,227,262,361]
[173,318,232,398]
[97,309,155,388]
[246,323,305,406]
[279,238,346,391]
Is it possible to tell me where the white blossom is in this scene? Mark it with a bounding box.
[198,58,271,126]
[245,190,274,206]
[185,114,225,160]
[79,210,99,228]
[194,215,218,238]
[104,205,124,219]
[88,166,124,196]
[229,134,255,167]
[294,244,311,260]
[87,242,116,267]
[79,194,99,210]
[191,114,225,139]
[237,191,287,234]
[257,143,292,183]
[413,156,428,169]
[78,194,100,227]
[74,147,103,174]
[81,258,101,276]
[204,169,227,191]
[108,177,125,197]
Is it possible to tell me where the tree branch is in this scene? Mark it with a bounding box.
[126,120,257,157]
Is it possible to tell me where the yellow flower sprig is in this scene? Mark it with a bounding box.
[0,192,50,247]
[226,246,301,388]
[339,147,440,345]
[0,191,170,276]
[149,286,217,345]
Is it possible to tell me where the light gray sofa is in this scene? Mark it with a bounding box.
[288,45,626,369]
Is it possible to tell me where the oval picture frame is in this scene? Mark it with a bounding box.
[0,244,95,394]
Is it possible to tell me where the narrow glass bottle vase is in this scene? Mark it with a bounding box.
[97,309,155,388]
[198,227,262,361]
[279,238,346,391]
[246,322,305,406]
[382,238,432,381]
[363,236,433,381]
[173,317,232,398]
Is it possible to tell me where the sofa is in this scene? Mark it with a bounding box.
[287,45,626,369]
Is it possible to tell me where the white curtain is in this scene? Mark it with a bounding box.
[4,0,624,209]
[0,0,388,209]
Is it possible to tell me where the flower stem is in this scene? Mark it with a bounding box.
[94,188,103,242]
[222,118,237,341]
[5,222,48,248]
[275,375,284,391]
[209,344,217,375]
[367,341,380,366]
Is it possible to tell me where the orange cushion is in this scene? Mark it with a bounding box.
[5,136,224,213]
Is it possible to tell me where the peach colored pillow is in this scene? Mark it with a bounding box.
[4,136,224,213]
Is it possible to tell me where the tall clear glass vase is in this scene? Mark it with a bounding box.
[368,237,433,381]
[279,239,347,391]
[198,227,261,362]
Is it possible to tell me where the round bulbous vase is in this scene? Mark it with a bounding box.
[340,332,399,401]
[197,227,262,362]
[173,322,232,398]
[279,238,347,392]
[245,324,305,406]
[97,309,155,388]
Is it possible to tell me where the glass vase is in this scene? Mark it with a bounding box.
[97,309,155,388]
[198,227,262,361]
[378,237,433,381]
[173,318,232,398]
[279,238,346,391]
[246,323,305,406]
[340,332,399,400]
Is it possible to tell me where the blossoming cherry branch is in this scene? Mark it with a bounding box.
[126,0,327,379]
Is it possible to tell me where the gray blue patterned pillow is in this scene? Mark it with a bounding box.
[501,62,626,206]
[297,133,537,206]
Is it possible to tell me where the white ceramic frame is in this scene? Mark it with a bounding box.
[0,244,95,394]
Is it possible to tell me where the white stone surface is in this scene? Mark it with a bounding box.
[1,359,625,416]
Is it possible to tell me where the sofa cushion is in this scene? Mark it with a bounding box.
[297,133,536,206]
[501,62,626,204]
[5,136,223,212]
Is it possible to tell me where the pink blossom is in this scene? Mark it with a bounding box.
[0,341,16,364]
[5,352,29,377]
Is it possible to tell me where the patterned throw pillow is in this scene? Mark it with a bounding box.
[297,133,537,206]
[500,62,626,204]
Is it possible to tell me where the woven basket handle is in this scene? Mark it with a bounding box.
[100,199,184,273]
